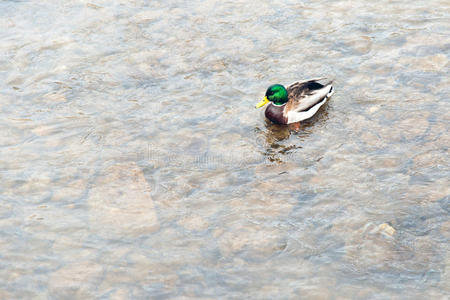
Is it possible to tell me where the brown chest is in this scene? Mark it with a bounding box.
[265,104,288,124]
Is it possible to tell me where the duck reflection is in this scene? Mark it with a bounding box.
[255,104,330,163]
[254,120,302,163]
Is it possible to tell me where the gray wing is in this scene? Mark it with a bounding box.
[287,79,333,112]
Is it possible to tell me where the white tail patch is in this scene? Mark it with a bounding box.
[287,98,327,123]
[286,85,333,124]
[326,86,334,98]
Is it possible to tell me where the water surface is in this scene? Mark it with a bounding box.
[0,0,449,298]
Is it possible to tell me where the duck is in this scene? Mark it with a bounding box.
[255,78,334,124]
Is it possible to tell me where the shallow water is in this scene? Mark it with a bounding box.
[1,0,449,298]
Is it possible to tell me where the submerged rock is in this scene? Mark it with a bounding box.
[217,224,287,259]
[178,214,209,231]
[344,222,397,271]
[49,261,103,299]
[377,223,396,237]
[87,162,159,239]
[397,113,430,140]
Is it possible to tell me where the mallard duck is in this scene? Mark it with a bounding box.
[255,78,334,124]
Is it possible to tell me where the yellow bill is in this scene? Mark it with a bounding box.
[255,96,269,108]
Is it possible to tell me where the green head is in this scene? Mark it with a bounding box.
[255,84,288,108]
